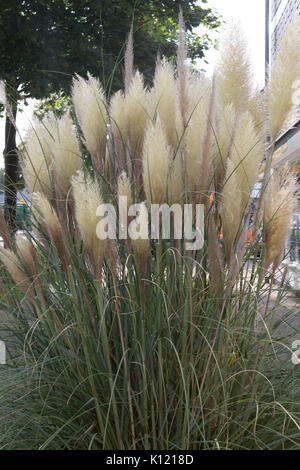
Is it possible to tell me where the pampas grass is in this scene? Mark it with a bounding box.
[72,171,106,278]
[0,14,300,451]
[52,112,81,198]
[216,24,252,111]
[126,71,148,177]
[31,192,61,240]
[31,192,68,272]
[110,91,128,170]
[15,234,38,277]
[72,73,107,172]
[142,117,171,205]
[124,27,134,94]
[177,8,189,127]
[185,78,211,197]
[0,247,32,295]
[264,169,295,271]
[148,59,181,150]
[21,115,57,197]
[229,110,263,211]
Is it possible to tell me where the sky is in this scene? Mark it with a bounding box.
[0,0,266,168]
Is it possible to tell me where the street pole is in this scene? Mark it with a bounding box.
[265,0,270,85]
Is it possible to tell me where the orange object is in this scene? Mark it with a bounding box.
[246,230,252,245]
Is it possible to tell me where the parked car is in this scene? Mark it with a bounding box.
[0,201,30,230]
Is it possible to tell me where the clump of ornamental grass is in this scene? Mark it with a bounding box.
[0,14,300,450]
[264,168,296,272]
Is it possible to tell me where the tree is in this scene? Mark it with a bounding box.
[0,0,220,230]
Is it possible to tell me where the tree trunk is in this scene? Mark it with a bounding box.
[3,105,18,233]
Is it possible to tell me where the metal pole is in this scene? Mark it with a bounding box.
[265,0,270,84]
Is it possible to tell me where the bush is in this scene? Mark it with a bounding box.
[0,14,299,450]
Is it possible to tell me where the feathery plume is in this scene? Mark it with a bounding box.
[186,72,210,116]
[15,234,38,277]
[221,110,263,260]
[177,8,189,127]
[72,74,107,173]
[198,77,217,201]
[72,171,106,278]
[167,154,183,205]
[32,192,61,239]
[21,115,57,197]
[229,110,263,212]
[118,171,132,212]
[31,192,68,272]
[126,71,148,182]
[0,247,32,295]
[214,103,237,194]
[142,117,171,205]
[52,112,82,198]
[148,59,181,150]
[124,27,134,94]
[185,80,211,197]
[248,88,264,130]
[216,24,252,111]
[110,90,128,170]
[264,169,295,271]
[267,15,300,140]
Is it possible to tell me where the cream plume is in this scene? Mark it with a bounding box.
[142,117,171,205]
[216,23,252,111]
[264,170,295,271]
[110,90,128,170]
[126,71,148,179]
[229,111,263,212]
[31,192,68,272]
[148,59,181,150]
[0,248,31,295]
[21,114,58,197]
[124,27,134,94]
[185,80,211,197]
[72,171,106,277]
[52,112,82,198]
[72,74,107,173]
[177,8,189,127]
[15,235,38,276]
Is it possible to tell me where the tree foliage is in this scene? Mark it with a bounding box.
[0,0,220,99]
[0,0,220,231]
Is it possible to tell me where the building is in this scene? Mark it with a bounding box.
[267,0,300,285]
[268,0,300,170]
[271,0,300,61]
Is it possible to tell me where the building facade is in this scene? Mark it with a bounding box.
[271,0,300,61]
[268,0,300,281]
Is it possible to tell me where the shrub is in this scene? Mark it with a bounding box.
[0,14,299,450]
